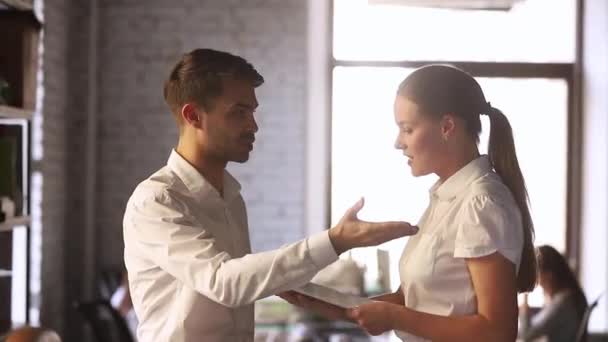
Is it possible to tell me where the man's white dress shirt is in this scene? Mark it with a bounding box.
[397,156,524,341]
[123,150,338,341]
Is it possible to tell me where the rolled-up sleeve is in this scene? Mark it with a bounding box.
[124,188,338,308]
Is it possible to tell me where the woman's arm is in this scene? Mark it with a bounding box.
[348,252,518,342]
[371,287,404,305]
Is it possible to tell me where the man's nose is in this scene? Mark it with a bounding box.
[249,116,258,133]
[246,114,258,133]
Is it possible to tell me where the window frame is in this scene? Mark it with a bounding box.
[327,0,583,273]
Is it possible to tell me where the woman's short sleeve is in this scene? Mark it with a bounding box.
[453,194,523,269]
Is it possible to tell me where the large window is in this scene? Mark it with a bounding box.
[333,0,575,62]
[330,0,577,309]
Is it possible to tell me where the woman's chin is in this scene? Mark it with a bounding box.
[409,166,420,177]
[410,166,431,178]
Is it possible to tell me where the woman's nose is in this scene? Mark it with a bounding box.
[394,137,404,150]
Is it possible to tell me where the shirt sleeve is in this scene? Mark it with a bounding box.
[453,194,523,268]
[124,188,338,308]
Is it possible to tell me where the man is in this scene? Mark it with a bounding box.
[123,48,418,342]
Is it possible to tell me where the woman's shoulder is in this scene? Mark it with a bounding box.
[553,290,583,307]
[464,172,518,208]
[454,172,524,256]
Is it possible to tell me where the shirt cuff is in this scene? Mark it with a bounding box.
[307,230,339,269]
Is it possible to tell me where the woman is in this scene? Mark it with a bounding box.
[520,245,587,342]
[281,65,537,341]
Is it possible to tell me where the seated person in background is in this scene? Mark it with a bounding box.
[520,245,587,342]
[5,326,61,342]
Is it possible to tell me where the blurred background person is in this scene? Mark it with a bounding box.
[519,245,587,342]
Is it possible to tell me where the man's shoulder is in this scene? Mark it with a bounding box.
[129,166,186,206]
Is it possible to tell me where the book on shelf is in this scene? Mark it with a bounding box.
[0,121,25,219]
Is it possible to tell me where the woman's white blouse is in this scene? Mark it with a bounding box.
[396,156,524,341]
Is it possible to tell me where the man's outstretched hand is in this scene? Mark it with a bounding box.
[328,198,418,255]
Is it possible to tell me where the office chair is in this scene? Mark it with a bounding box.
[575,292,604,342]
[73,300,135,342]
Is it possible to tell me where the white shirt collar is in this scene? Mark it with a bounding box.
[430,155,492,201]
[167,149,242,202]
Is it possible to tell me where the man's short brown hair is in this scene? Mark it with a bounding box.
[163,49,264,122]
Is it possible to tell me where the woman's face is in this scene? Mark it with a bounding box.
[539,270,551,291]
[393,96,446,177]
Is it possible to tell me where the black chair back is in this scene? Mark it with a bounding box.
[73,300,135,342]
[576,293,604,342]
[97,270,123,300]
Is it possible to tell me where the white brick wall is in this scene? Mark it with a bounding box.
[42,0,93,339]
[97,0,309,270]
[40,0,70,335]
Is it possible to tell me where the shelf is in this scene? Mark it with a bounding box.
[0,105,32,120]
[0,0,33,11]
[0,1,37,330]
[0,216,30,232]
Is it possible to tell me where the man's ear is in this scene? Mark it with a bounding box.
[440,113,456,140]
[181,103,203,129]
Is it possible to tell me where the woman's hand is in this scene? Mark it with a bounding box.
[346,301,396,336]
[278,291,348,321]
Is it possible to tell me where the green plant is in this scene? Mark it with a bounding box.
[0,77,11,105]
